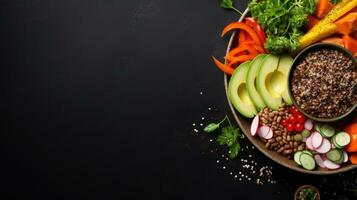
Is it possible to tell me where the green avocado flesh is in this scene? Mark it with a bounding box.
[277,55,293,105]
[256,55,282,110]
[246,54,267,111]
[228,61,257,118]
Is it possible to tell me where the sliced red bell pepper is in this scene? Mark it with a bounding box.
[221,22,262,47]
[212,56,234,75]
[245,17,267,44]
[238,30,246,46]
[244,31,254,43]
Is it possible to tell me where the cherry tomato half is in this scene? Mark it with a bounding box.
[281,119,288,126]
[296,114,305,123]
[294,123,304,132]
[289,106,296,113]
[287,123,294,132]
[288,116,296,124]
[291,108,300,116]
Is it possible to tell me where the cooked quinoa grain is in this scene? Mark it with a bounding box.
[291,49,357,119]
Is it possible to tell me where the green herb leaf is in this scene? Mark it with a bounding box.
[220,0,233,9]
[229,142,240,159]
[217,125,239,147]
[203,123,220,133]
[249,0,316,54]
[220,0,243,15]
[205,116,242,159]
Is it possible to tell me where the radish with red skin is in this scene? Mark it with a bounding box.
[320,154,327,160]
[306,136,315,150]
[312,132,323,149]
[257,126,270,138]
[264,128,273,139]
[304,119,314,131]
[314,154,326,168]
[323,159,341,169]
[315,138,331,154]
[250,115,259,136]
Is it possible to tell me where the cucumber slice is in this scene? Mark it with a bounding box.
[334,132,351,147]
[294,151,303,165]
[299,153,316,170]
[302,150,313,156]
[332,136,343,149]
[335,153,345,164]
[320,124,335,138]
[326,149,343,163]
[315,123,322,133]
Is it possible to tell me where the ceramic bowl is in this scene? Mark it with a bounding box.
[288,43,357,122]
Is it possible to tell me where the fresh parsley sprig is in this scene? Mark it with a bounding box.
[220,0,243,15]
[203,115,242,159]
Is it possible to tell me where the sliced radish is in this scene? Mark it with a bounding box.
[320,154,327,160]
[315,138,331,154]
[343,152,348,163]
[251,115,260,136]
[304,119,314,131]
[257,126,270,138]
[323,159,341,169]
[331,143,336,149]
[263,128,273,139]
[312,132,323,149]
[306,136,315,150]
[314,154,326,168]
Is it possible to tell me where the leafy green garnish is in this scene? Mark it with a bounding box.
[203,123,220,133]
[249,0,316,54]
[203,116,242,159]
[229,141,240,158]
[297,187,318,200]
[220,0,243,15]
[217,125,239,146]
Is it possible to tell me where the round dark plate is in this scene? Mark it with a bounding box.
[223,8,357,175]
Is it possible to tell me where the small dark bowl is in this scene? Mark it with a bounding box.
[288,43,357,122]
[294,185,320,200]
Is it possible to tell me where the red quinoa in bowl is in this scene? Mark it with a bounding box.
[291,48,357,119]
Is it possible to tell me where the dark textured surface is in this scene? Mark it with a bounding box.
[0,0,356,199]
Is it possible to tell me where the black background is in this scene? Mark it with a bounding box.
[1,0,356,199]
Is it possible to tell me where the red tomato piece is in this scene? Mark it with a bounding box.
[296,114,306,123]
[289,116,296,124]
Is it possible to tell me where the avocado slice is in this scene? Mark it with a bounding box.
[228,61,257,118]
[278,55,293,105]
[256,55,282,110]
[246,54,267,111]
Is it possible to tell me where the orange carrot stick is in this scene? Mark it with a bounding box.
[228,54,257,67]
